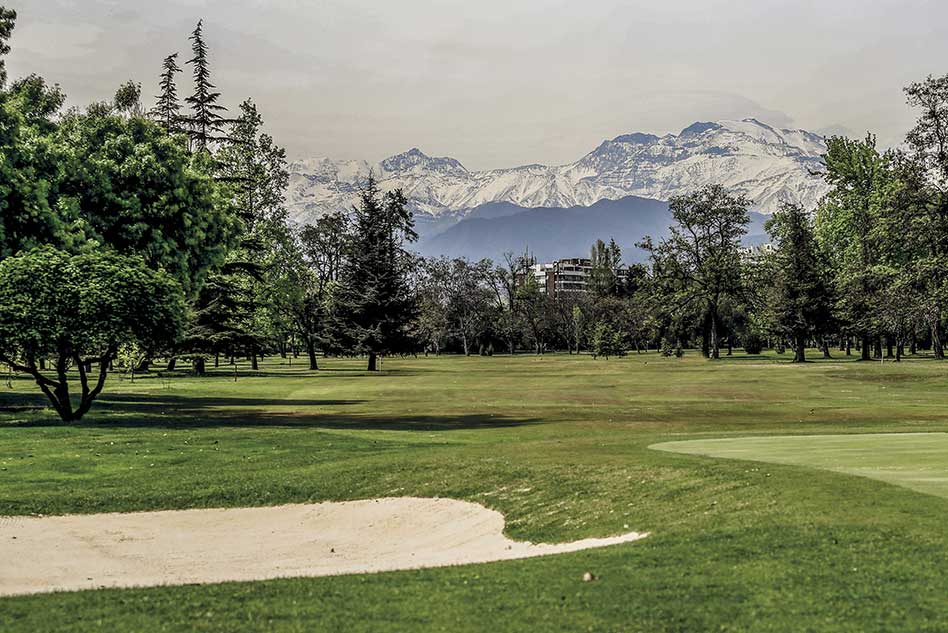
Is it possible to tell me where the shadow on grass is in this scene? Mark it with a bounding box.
[1,392,537,432]
[717,354,778,362]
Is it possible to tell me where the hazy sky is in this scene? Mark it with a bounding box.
[7,0,947,170]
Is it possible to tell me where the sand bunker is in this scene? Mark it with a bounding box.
[0,497,647,596]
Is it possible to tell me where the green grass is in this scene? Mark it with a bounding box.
[2,351,948,631]
[654,432,948,499]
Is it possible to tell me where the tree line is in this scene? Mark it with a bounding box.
[1,8,947,422]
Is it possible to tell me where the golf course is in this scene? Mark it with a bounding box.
[2,351,948,632]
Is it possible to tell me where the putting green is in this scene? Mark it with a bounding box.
[653,432,948,500]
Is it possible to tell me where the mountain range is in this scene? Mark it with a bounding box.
[286,117,830,261]
[288,118,829,219]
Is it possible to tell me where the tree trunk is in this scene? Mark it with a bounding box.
[896,341,904,362]
[910,334,917,355]
[793,335,806,363]
[307,339,319,370]
[861,334,871,361]
[193,357,205,376]
[874,337,883,359]
[701,313,711,358]
[710,310,720,359]
[166,357,177,371]
[821,338,832,359]
[462,334,470,357]
[885,337,894,359]
[367,352,377,372]
[932,321,944,359]
[214,352,220,368]
[251,353,259,371]
[845,337,851,356]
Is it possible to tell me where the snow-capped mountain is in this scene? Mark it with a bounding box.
[287,118,829,223]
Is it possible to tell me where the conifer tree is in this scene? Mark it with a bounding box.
[765,202,834,363]
[334,177,418,371]
[152,53,183,134]
[184,20,226,151]
[0,6,15,88]
[186,100,289,371]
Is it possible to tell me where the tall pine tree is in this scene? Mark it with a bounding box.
[765,202,834,363]
[184,20,226,151]
[0,6,15,88]
[334,178,418,371]
[152,53,182,134]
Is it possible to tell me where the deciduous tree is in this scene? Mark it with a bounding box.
[0,249,184,421]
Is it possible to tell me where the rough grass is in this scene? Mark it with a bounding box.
[2,351,948,632]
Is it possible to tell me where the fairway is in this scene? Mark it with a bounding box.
[3,352,948,632]
[653,433,948,500]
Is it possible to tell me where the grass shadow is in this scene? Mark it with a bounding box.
[2,392,538,432]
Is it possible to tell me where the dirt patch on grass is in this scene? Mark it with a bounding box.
[1,497,647,596]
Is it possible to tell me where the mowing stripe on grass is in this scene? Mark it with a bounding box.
[651,432,948,500]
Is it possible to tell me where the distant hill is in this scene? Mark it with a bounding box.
[413,196,769,263]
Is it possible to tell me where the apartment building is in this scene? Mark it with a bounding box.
[528,258,592,296]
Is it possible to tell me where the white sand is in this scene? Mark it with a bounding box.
[0,497,647,596]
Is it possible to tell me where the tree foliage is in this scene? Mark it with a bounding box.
[641,184,749,358]
[56,110,237,293]
[184,20,226,151]
[0,249,184,420]
[0,6,14,87]
[151,53,183,134]
[334,178,418,370]
[765,202,834,362]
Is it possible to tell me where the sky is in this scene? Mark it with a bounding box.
[6,0,947,170]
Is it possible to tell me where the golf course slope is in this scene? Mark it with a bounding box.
[652,432,948,499]
[0,497,648,597]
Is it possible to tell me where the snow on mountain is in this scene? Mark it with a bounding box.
[286,118,830,223]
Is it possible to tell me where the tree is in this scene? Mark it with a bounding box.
[900,76,948,358]
[570,304,586,354]
[0,248,184,421]
[335,178,418,371]
[515,271,553,354]
[210,98,291,369]
[0,6,14,88]
[444,258,494,356]
[56,108,237,294]
[591,322,624,359]
[184,20,226,151]
[151,53,183,134]
[815,135,894,360]
[281,212,349,369]
[0,75,70,259]
[641,184,750,359]
[765,202,834,362]
[416,258,452,355]
[486,251,532,354]
[589,238,623,297]
[113,80,143,118]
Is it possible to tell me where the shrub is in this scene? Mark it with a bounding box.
[743,333,764,355]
